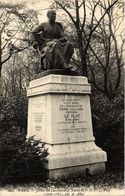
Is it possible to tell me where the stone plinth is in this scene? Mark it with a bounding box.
[27,74,107,179]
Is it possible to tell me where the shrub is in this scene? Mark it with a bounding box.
[91,87,124,171]
[0,95,27,135]
[0,127,48,183]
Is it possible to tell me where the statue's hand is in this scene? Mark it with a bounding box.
[33,41,39,49]
[59,37,67,42]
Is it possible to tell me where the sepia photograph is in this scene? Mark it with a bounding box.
[0,0,124,195]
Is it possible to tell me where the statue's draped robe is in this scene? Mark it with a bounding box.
[31,22,74,69]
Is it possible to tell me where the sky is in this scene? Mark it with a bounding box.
[1,0,51,10]
[1,0,61,22]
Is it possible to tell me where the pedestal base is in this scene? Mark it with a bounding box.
[45,163,105,180]
[43,141,107,179]
[27,74,107,179]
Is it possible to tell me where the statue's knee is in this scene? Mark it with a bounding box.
[54,43,60,49]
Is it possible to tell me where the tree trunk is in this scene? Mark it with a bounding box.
[75,0,87,76]
[0,32,3,96]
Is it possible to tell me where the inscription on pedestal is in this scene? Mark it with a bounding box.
[33,112,44,132]
[57,96,87,135]
[30,98,46,139]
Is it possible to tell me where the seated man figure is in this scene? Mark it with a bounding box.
[31,9,74,70]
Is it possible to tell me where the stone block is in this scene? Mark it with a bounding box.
[27,74,107,179]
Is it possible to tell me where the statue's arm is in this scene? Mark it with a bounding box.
[59,24,68,42]
[31,24,44,48]
[32,23,44,35]
[57,22,64,38]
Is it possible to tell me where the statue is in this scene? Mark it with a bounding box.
[31,10,74,71]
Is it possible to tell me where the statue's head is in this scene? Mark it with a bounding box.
[47,9,56,23]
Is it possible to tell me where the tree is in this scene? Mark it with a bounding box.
[53,0,119,77]
[87,0,124,100]
[52,0,124,100]
[0,2,39,77]
[2,51,36,97]
[0,2,39,95]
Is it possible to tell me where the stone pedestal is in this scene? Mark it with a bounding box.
[27,74,107,179]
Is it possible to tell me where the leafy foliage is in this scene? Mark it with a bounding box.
[91,87,124,170]
[0,95,28,134]
[0,127,48,183]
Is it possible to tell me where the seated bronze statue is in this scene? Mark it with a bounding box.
[31,10,74,71]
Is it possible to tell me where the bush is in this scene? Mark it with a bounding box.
[0,127,48,183]
[91,87,124,171]
[0,95,27,134]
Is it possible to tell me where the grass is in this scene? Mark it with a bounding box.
[0,170,124,192]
